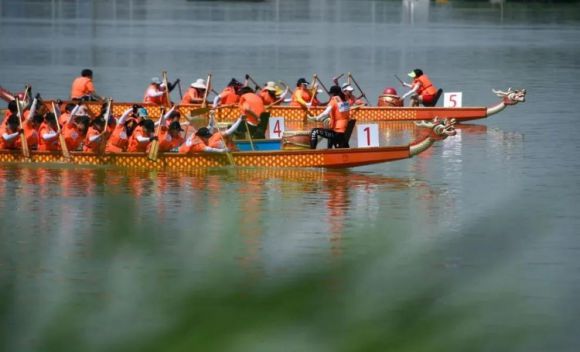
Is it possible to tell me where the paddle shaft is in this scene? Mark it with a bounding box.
[244,120,255,151]
[202,73,211,108]
[99,99,112,155]
[348,72,370,105]
[148,106,165,160]
[177,80,183,100]
[245,74,260,89]
[51,102,70,159]
[314,76,331,96]
[15,97,30,159]
[394,74,405,86]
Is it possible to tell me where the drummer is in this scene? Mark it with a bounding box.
[309,85,351,149]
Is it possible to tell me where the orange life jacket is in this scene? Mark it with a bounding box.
[83,127,103,153]
[37,123,60,151]
[58,112,71,127]
[180,87,202,105]
[143,84,168,106]
[218,87,239,105]
[105,124,130,153]
[0,125,18,149]
[127,128,150,153]
[239,93,265,126]
[290,87,312,107]
[329,96,350,133]
[414,75,437,96]
[178,135,207,155]
[62,123,85,151]
[157,128,184,153]
[22,120,39,149]
[70,77,95,99]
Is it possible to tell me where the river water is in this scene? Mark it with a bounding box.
[1,0,580,351]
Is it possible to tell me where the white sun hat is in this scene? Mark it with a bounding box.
[191,78,207,89]
[264,81,277,91]
[341,83,354,92]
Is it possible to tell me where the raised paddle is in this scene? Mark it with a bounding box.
[332,73,345,85]
[394,74,405,86]
[99,98,112,155]
[15,97,30,160]
[51,102,71,160]
[245,74,261,89]
[348,72,370,105]
[314,75,331,96]
[202,73,211,109]
[162,71,171,108]
[177,79,183,100]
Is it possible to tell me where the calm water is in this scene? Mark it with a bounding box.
[1,0,580,351]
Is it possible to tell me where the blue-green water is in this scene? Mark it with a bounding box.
[1,0,580,351]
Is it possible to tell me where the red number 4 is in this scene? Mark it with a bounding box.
[273,120,281,138]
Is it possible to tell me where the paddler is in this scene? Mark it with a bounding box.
[61,105,90,151]
[400,69,438,107]
[37,112,61,151]
[258,81,278,106]
[127,119,156,153]
[0,115,22,150]
[105,107,137,153]
[341,83,365,106]
[290,78,320,108]
[70,69,102,101]
[178,127,229,154]
[83,116,107,153]
[308,85,351,149]
[213,78,243,107]
[143,76,180,105]
[236,86,268,139]
[180,78,207,105]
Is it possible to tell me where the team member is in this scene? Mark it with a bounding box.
[38,113,61,151]
[258,81,278,106]
[143,77,180,105]
[290,78,319,108]
[83,117,107,153]
[178,127,229,154]
[0,115,21,150]
[212,78,243,107]
[105,108,137,153]
[61,105,90,151]
[156,121,185,153]
[341,83,365,106]
[180,78,207,105]
[309,85,351,149]
[127,119,156,153]
[236,86,268,139]
[401,69,438,107]
[70,69,102,101]
[206,116,243,150]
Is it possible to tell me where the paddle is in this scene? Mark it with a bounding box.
[202,73,211,109]
[162,71,171,107]
[99,98,112,155]
[245,74,261,89]
[243,118,255,151]
[394,74,405,86]
[51,102,71,160]
[148,72,170,160]
[314,75,331,96]
[348,72,370,105]
[332,73,345,85]
[15,97,30,160]
[177,80,183,100]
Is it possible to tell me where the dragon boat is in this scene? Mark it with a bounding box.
[27,87,525,124]
[0,119,456,171]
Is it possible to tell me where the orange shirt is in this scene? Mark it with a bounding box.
[218,87,239,105]
[105,125,130,153]
[38,123,60,151]
[178,136,207,155]
[22,120,39,150]
[58,112,71,127]
[414,75,437,96]
[83,127,103,153]
[62,123,85,151]
[70,76,95,99]
[239,93,265,126]
[259,89,276,106]
[328,96,350,133]
[127,128,150,153]
[290,87,311,107]
[157,128,184,153]
[180,87,203,105]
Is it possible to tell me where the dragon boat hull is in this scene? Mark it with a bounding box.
[0,146,412,170]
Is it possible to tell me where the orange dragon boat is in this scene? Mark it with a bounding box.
[30,87,526,124]
[0,119,457,170]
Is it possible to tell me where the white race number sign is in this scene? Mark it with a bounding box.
[357,124,380,148]
[268,117,285,139]
[443,92,463,107]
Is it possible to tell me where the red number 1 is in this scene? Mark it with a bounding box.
[363,127,371,146]
[273,120,281,138]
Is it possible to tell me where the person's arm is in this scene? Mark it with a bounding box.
[136,135,151,143]
[401,83,419,100]
[312,105,332,122]
[212,95,221,108]
[25,99,38,122]
[223,117,243,136]
[88,133,102,143]
[117,108,132,125]
[147,88,165,98]
[42,130,58,141]
[2,131,20,141]
[202,146,226,153]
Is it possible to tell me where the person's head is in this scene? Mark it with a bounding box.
[237,86,254,96]
[136,107,148,122]
[142,119,155,135]
[31,114,44,128]
[168,121,183,138]
[167,110,181,123]
[6,115,20,132]
[191,78,207,92]
[75,115,90,135]
[44,112,58,128]
[151,77,162,86]
[227,78,242,88]
[90,116,106,132]
[65,103,76,113]
[408,69,423,79]
[124,118,137,136]
[195,127,212,141]
[7,100,18,113]
[341,83,355,95]
[81,69,93,78]
[329,85,345,100]
[296,78,309,88]
[264,81,277,97]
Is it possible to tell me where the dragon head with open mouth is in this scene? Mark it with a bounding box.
[492,87,527,106]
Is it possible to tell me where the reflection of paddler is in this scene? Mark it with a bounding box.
[377,87,403,107]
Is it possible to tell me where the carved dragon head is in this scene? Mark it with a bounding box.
[492,87,526,105]
[415,117,457,140]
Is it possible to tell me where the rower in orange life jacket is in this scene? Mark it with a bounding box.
[147,106,184,153]
[341,83,366,106]
[213,78,243,107]
[60,105,90,151]
[70,69,102,101]
[400,69,438,107]
[127,119,156,153]
[38,112,61,151]
[143,76,180,106]
[290,77,320,108]
[308,85,351,149]
[105,107,137,153]
[0,115,22,150]
[83,116,108,153]
[258,81,278,106]
[180,78,207,105]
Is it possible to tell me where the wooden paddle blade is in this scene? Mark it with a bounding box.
[188,107,210,118]
[148,140,159,161]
